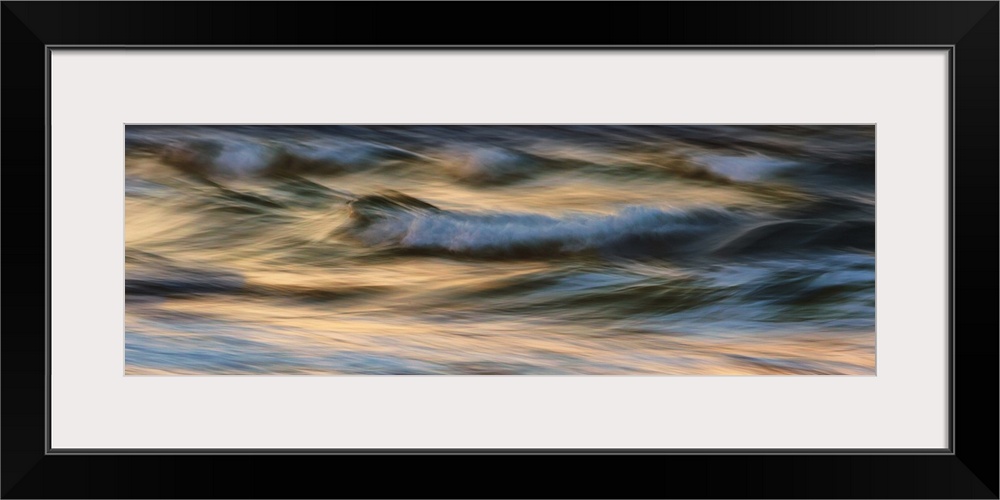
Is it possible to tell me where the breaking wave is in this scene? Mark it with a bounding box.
[341,191,872,259]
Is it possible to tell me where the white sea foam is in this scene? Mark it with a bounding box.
[692,154,801,182]
[212,141,278,175]
[353,203,738,256]
[444,147,540,183]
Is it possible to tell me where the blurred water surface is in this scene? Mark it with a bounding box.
[125,125,875,375]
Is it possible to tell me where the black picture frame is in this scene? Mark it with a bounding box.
[2,2,996,498]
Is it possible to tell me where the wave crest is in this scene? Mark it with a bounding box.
[152,138,421,177]
[442,147,542,184]
[345,192,741,258]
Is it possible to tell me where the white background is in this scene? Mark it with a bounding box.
[50,51,949,450]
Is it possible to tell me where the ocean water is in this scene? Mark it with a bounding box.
[124,125,876,375]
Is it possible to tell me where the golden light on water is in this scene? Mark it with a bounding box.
[125,125,876,375]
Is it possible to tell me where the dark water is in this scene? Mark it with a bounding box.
[125,125,875,375]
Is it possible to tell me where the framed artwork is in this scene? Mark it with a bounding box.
[3,1,996,498]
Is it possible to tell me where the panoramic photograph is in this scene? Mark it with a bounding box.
[125,125,875,375]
